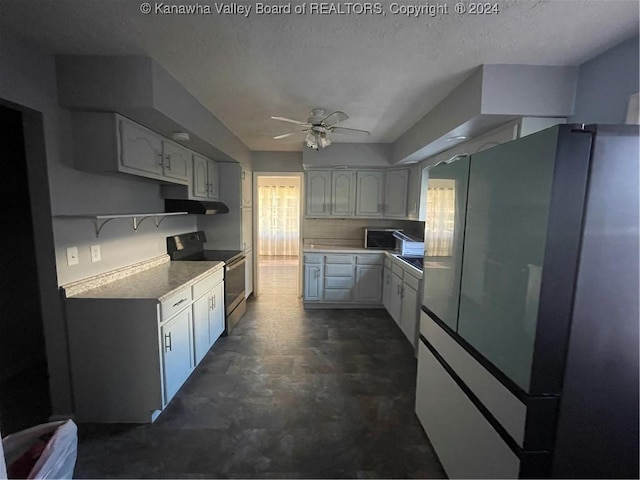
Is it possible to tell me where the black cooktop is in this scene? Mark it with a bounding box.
[398,255,423,271]
[167,231,243,264]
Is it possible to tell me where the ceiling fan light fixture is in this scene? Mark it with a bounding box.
[318,135,331,149]
[305,132,318,149]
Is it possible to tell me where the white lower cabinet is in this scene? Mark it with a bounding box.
[303,251,383,306]
[161,308,193,401]
[66,266,224,423]
[400,280,419,347]
[192,278,225,364]
[382,254,423,350]
[304,263,323,301]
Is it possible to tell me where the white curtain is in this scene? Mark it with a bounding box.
[425,185,455,256]
[258,184,300,256]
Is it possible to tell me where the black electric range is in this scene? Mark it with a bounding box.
[167,231,246,334]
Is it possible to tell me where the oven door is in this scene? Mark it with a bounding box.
[225,256,246,314]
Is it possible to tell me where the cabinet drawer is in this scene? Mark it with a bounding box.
[324,255,353,264]
[325,264,354,277]
[161,287,192,321]
[304,254,324,264]
[356,254,383,265]
[324,288,353,302]
[192,268,224,299]
[404,272,420,291]
[325,276,354,289]
[392,262,405,278]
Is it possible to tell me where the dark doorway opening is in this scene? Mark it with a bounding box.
[0,104,52,434]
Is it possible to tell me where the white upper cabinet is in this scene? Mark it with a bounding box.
[242,168,252,207]
[192,154,219,200]
[305,168,414,219]
[385,169,409,218]
[118,118,164,176]
[163,142,190,182]
[208,161,220,200]
[192,154,209,198]
[406,164,423,220]
[355,170,384,217]
[332,170,356,216]
[306,170,332,217]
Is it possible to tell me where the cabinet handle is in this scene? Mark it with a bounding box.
[164,332,172,352]
[172,298,188,308]
[242,171,246,180]
[315,269,320,279]
[386,275,390,285]
[397,285,401,294]
[208,296,213,310]
[165,154,171,170]
[157,153,164,166]
[213,294,216,309]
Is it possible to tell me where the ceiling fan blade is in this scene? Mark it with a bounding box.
[331,126,370,137]
[321,111,349,126]
[270,116,310,126]
[273,130,307,140]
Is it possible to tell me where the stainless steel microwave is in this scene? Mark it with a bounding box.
[364,228,401,250]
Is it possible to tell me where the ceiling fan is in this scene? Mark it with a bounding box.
[271,108,370,149]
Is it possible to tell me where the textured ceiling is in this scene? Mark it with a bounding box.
[1,0,638,151]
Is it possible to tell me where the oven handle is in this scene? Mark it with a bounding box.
[226,258,246,272]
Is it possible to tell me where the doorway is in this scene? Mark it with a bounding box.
[254,174,303,297]
[0,104,52,434]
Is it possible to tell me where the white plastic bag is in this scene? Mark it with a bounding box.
[2,420,77,479]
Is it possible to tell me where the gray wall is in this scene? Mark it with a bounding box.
[570,36,640,124]
[0,34,195,416]
[252,151,303,171]
[303,143,392,167]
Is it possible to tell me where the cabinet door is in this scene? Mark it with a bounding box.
[210,282,225,342]
[208,160,219,200]
[332,170,356,216]
[118,119,163,175]
[242,169,252,207]
[385,169,409,218]
[401,282,419,347]
[382,265,393,311]
[192,154,209,199]
[161,308,193,403]
[389,273,403,325]
[245,248,253,298]
[408,165,423,220]
[163,142,190,181]
[192,294,211,365]
[355,265,383,303]
[355,170,384,217]
[242,207,252,252]
[306,170,332,217]
[304,264,323,301]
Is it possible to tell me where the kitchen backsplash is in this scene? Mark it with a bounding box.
[303,218,424,247]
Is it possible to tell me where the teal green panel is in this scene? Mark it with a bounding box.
[458,127,559,392]
[422,157,470,330]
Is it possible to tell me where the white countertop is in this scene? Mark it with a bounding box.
[303,245,391,254]
[66,261,224,301]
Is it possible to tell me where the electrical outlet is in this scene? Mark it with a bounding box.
[90,244,101,263]
[67,247,79,266]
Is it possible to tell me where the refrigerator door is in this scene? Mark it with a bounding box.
[456,127,559,392]
[421,156,470,331]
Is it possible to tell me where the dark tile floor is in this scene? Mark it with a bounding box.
[74,261,446,479]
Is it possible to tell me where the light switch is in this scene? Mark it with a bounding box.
[90,245,101,263]
[67,247,79,266]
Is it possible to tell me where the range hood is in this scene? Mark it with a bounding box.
[165,199,230,215]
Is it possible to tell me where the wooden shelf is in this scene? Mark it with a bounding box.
[55,212,188,237]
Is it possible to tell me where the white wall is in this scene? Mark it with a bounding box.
[570,36,639,124]
[252,151,303,171]
[0,33,196,416]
